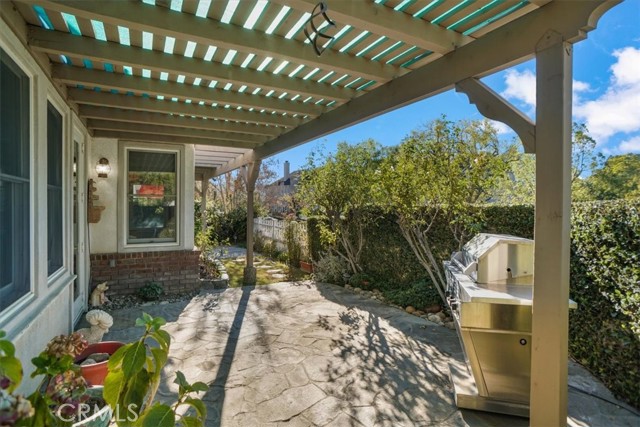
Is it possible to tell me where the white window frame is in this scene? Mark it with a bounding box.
[118,141,185,252]
[0,33,37,321]
[45,94,69,283]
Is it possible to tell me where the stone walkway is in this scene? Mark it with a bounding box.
[99,282,639,427]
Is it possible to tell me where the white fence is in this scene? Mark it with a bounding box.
[254,217,307,254]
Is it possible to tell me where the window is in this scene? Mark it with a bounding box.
[0,48,30,311]
[127,150,178,244]
[47,102,63,275]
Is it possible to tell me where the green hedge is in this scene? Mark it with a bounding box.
[569,200,640,409]
[306,201,639,408]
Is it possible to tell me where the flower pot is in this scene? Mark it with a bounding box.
[299,261,313,273]
[72,386,112,427]
[75,341,124,386]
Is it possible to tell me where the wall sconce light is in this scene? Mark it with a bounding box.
[96,158,111,178]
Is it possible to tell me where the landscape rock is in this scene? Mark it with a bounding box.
[405,306,416,314]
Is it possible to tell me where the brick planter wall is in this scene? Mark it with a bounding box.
[90,250,201,296]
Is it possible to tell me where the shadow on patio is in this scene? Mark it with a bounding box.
[101,282,638,426]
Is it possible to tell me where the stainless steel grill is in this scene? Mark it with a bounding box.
[443,233,576,417]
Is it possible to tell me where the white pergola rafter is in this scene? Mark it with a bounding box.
[270,0,474,55]
[254,0,614,159]
[69,89,302,128]
[20,0,399,81]
[30,26,354,103]
[87,119,267,144]
[49,63,324,116]
[92,129,257,149]
[78,104,281,137]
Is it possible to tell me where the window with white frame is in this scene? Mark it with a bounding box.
[47,101,63,275]
[126,149,178,244]
[0,48,31,312]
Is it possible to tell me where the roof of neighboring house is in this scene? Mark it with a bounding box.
[267,170,302,187]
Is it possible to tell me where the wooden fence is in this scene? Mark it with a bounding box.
[254,217,307,253]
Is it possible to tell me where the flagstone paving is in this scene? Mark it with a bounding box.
[99,282,639,427]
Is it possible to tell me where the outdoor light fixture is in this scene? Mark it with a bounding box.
[304,2,336,56]
[96,157,111,178]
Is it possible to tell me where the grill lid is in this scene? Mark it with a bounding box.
[454,233,534,284]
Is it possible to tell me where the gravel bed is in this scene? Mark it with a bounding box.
[94,290,200,312]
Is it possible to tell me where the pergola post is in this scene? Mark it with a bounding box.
[200,173,209,234]
[530,31,573,426]
[242,160,261,285]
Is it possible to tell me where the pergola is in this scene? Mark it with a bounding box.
[3,0,620,424]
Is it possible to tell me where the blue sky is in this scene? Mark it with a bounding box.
[273,0,640,173]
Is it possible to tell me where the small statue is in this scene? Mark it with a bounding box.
[76,310,114,344]
[90,282,110,307]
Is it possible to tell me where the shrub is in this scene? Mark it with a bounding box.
[312,254,349,285]
[569,200,640,409]
[348,272,372,288]
[137,281,164,301]
[381,278,441,310]
[285,220,302,268]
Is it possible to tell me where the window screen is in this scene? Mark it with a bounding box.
[0,48,31,311]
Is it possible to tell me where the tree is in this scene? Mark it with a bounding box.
[491,122,604,204]
[298,140,386,273]
[377,118,512,301]
[581,153,640,200]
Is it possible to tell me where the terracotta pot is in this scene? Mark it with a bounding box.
[75,341,124,386]
[299,261,313,273]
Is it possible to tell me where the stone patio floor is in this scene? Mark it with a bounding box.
[97,282,639,426]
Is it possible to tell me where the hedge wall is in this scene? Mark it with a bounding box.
[569,200,640,409]
[307,201,639,408]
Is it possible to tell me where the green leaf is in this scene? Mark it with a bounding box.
[191,382,209,393]
[122,341,147,377]
[151,317,166,331]
[155,330,171,349]
[138,403,175,427]
[174,371,188,390]
[0,356,22,393]
[108,344,131,371]
[121,369,150,419]
[184,397,207,419]
[0,339,15,357]
[150,347,167,375]
[104,370,126,408]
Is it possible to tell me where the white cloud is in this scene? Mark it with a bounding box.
[618,135,640,152]
[574,47,640,142]
[500,48,640,145]
[488,120,514,135]
[502,69,536,108]
[502,69,592,109]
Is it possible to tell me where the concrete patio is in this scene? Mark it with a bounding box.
[96,282,639,426]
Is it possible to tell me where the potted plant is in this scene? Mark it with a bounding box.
[75,341,124,386]
[0,330,112,427]
[0,313,208,426]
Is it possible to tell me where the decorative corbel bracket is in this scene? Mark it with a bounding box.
[87,178,106,223]
[455,78,536,153]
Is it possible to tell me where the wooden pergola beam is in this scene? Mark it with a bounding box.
[69,89,301,127]
[87,119,267,144]
[30,26,352,103]
[271,0,473,54]
[77,103,281,137]
[48,64,324,117]
[21,0,398,81]
[92,129,257,149]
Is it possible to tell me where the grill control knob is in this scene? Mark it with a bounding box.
[519,338,527,346]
